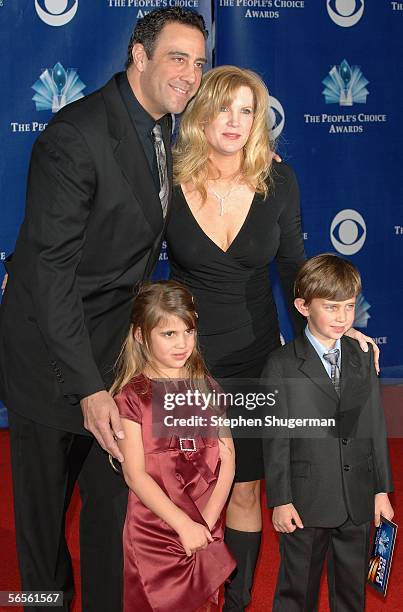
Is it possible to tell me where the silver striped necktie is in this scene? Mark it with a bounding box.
[152,124,168,218]
[323,349,341,396]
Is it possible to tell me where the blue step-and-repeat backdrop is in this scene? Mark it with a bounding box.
[1,1,402,427]
[214,1,403,372]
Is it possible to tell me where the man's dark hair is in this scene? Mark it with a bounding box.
[126,7,208,69]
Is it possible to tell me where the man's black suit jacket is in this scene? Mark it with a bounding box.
[262,334,393,527]
[0,74,172,434]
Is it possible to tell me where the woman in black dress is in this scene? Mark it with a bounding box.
[166,65,303,610]
[166,66,374,611]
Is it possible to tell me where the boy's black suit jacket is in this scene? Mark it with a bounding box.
[262,334,393,527]
[0,74,172,434]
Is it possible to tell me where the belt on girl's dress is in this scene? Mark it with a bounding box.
[179,438,196,452]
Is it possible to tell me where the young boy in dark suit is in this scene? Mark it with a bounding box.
[262,254,394,612]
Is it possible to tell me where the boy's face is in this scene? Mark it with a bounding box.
[294,296,357,348]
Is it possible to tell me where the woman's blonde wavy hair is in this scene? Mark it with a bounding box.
[110,281,209,396]
[173,65,273,202]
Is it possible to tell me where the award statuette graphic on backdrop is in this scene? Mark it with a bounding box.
[32,63,86,113]
[353,294,371,328]
[327,0,364,27]
[35,0,79,26]
[322,60,369,107]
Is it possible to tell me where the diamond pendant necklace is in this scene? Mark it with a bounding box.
[209,176,240,216]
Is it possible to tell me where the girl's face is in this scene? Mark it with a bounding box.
[204,85,255,159]
[138,314,196,378]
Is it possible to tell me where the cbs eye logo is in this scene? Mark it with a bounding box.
[35,0,78,27]
[269,96,285,142]
[330,209,366,255]
[327,0,364,27]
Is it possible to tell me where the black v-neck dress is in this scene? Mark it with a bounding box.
[166,162,306,481]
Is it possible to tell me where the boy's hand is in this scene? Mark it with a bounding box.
[178,519,213,556]
[374,493,394,527]
[273,503,304,533]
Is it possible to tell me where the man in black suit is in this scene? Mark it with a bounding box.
[262,254,393,612]
[0,8,207,611]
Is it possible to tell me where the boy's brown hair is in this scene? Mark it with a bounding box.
[294,254,361,305]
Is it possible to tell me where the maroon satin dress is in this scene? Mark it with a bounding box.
[114,375,236,612]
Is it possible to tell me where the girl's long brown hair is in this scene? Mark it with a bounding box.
[110,281,209,396]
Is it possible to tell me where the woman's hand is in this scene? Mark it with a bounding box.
[271,151,282,164]
[344,328,380,374]
[178,519,213,556]
[1,273,8,294]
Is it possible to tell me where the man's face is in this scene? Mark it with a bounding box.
[134,23,206,118]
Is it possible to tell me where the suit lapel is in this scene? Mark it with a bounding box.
[294,334,339,402]
[102,75,163,236]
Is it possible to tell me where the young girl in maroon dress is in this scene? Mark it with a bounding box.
[111,281,236,612]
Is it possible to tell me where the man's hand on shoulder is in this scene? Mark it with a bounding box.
[80,390,125,462]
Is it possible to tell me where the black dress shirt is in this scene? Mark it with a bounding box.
[118,72,163,191]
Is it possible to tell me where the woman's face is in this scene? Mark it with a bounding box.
[204,86,255,159]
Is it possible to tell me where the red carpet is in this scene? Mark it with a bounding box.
[1,431,401,611]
